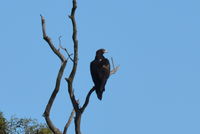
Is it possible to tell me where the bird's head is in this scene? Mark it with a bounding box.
[96,49,108,56]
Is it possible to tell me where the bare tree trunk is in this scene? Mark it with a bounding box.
[74,112,82,134]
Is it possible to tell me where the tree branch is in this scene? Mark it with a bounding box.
[43,60,67,134]
[110,57,120,75]
[110,66,120,75]
[41,15,66,62]
[68,0,78,80]
[63,109,75,134]
[66,0,80,113]
[65,78,79,112]
[80,87,95,113]
[41,15,68,134]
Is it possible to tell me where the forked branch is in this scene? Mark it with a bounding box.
[41,15,68,134]
[110,57,120,75]
[58,36,74,62]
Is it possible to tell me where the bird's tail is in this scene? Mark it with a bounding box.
[95,79,108,100]
[95,87,104,100]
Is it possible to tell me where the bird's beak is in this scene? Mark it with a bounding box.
[104,50,108,53]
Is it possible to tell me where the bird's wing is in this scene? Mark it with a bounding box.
[90,60,101,86]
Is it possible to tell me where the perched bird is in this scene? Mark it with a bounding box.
[90,49,110,100]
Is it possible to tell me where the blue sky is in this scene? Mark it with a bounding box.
[1,0,200,134]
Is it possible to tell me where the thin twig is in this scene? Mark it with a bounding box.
[111,57,115,69]
[110,57,120,75]
[110,66,120,75]
[63,109,75,134]
[58,36,62,52]
[58,36,74,62]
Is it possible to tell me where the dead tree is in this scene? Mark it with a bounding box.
[40,0,119,134]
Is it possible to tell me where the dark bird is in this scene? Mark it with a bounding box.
[90,49,110,100]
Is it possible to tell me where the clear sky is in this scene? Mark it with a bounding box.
[0,0,200,134]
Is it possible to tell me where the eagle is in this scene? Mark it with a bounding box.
[90,49,110,100]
